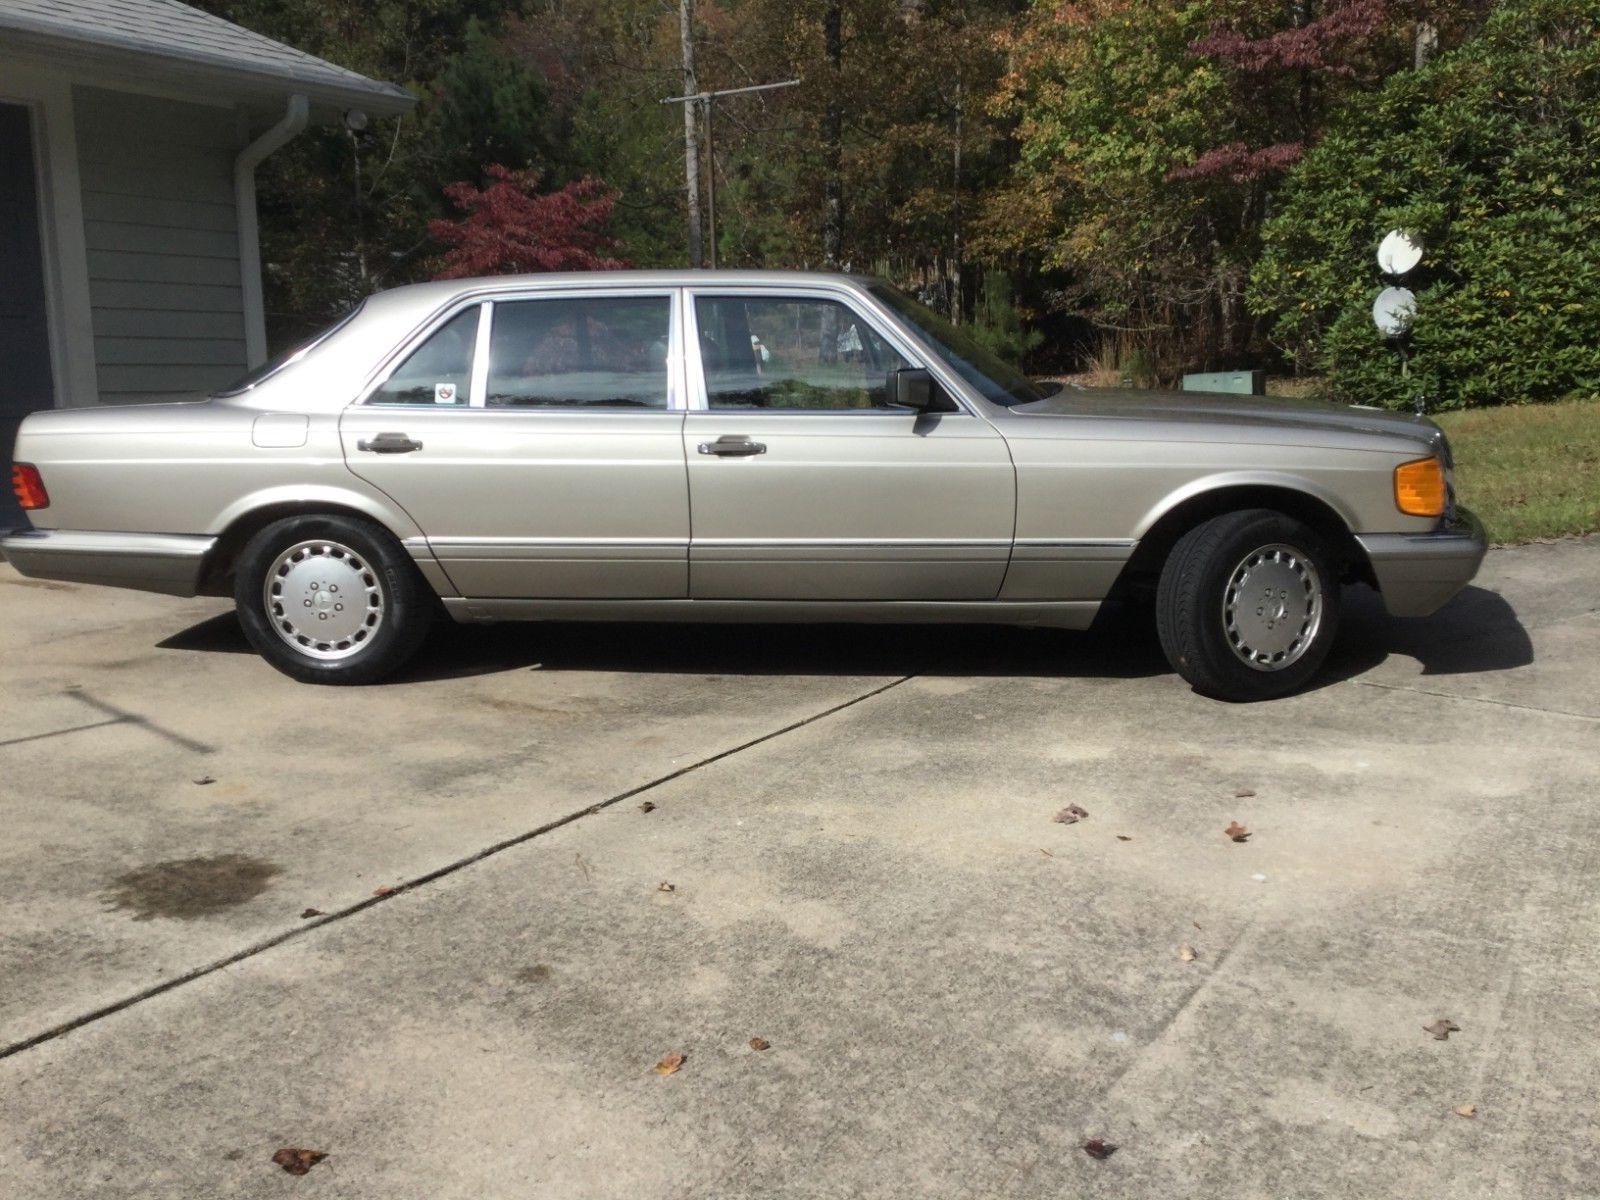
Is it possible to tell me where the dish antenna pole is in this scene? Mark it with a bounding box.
[662,79,800,269]
[1373,229,1427,412]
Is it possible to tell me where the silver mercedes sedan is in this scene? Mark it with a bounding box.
[3,270,1486,701]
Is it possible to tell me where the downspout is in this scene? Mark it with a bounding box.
[235,94,309,367]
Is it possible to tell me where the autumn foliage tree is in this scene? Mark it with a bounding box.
[429,165,630,278]
[990,0,1459,371]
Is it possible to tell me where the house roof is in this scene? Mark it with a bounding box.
[0,0,416,116]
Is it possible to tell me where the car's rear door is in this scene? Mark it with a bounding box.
[681,286,1015,600]
[340,287,690,598]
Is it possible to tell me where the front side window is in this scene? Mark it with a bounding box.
[695,295,909,411]
[368,306,479,406]
[868,283,1044,407]
[487,295,672,408]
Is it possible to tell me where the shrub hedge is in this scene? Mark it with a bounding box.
[1249,0,1600,410]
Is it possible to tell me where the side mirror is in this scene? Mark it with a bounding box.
[886,367,936,411]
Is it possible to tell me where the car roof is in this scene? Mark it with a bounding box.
[365,269,879,314]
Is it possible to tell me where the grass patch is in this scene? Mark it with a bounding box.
[1435,397,1600,544]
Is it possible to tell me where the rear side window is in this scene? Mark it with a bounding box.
[487,296,671,408]
[367,306,480,406]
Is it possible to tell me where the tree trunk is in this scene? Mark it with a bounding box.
[679,0,704,269]
[822,2,844,269]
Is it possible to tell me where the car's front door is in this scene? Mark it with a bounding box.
[682,289,1015,600]
[341,289,689,598]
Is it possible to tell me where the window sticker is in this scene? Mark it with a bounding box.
[434,382,458,404]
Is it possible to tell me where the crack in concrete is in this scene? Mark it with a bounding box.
[0,674,915,1063]
[1353,678,1600,723]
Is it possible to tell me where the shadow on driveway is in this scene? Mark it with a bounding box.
[157,583,1531,689]
[1327,584,1534,680]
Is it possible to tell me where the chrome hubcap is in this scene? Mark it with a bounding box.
[1222,543,1323,672]
[263,540,384,661]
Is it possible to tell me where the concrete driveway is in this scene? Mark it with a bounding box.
[1,541,1596,1198]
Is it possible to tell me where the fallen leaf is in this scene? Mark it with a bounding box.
[1179,944,1197,962]
[1233,788,1256,798]
[1039,848,1055,857]
[1454,1103,1477,1118]
[654,1052,686,1075]
[271,1148,327,1176]
[1083,1139,1117,1160]
[192,775,216,786]
[372,885,395,897]
[749,1037,771,1051]
[639,801,656,813]
[1053,804,1089,825]
[657,881,676,893]
[1225,821,1251,842]
[299,908,324,919]
[1116,835,1133,842]
[1423,1019,1461,1041]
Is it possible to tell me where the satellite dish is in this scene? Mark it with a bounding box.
[1372,287,1417,337]
[1377,229,1424,275]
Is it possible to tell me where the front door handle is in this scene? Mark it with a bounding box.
[357,432,423,454]
[697,435,767,458]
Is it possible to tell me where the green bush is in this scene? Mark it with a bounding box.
[1249,0,1600,410]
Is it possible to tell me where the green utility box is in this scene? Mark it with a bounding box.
[1181,370,1265,395]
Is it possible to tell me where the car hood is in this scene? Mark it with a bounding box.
[1013,388,1444,453]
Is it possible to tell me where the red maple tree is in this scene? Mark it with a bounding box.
[1172,0,1391,182]
[429,164,629,278]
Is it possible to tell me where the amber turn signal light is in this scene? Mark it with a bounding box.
[1394,456,1446,517]
[11,463,49,510]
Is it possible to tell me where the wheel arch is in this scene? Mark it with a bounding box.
[1116,477,1375,597]
[197,487,428,597]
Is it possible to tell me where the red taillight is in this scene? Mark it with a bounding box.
[11,463,48,510]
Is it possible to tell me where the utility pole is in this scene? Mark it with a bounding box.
[678,0,703,268]
[822,2,843,268]
[661,79,800,269]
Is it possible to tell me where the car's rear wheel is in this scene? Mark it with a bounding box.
[1155,509,1341,701]
[233,514,432,685]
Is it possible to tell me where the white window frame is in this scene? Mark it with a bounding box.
[0,69,98,409]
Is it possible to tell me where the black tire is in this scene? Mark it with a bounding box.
[233,514,433,685]
[1155,509,1341,702]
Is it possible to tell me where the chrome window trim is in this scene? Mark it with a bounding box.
[680,283,976,417]
[481,287,682,413]
[354,288,685,412]
[469,300,494,407]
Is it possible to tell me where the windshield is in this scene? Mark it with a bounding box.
[211,302,366,398]
[868,284,1044,407]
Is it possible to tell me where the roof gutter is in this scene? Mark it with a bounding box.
[235,94,309,367]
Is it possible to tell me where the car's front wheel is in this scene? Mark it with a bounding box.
[1155,509,1341,701]
[233,514,433,685]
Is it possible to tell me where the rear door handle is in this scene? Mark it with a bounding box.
[357,432,423,454]
[697,435,767,457]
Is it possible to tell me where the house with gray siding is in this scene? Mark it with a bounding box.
[1,0,414,525]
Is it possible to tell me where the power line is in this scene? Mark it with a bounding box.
[659,79,800,267]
